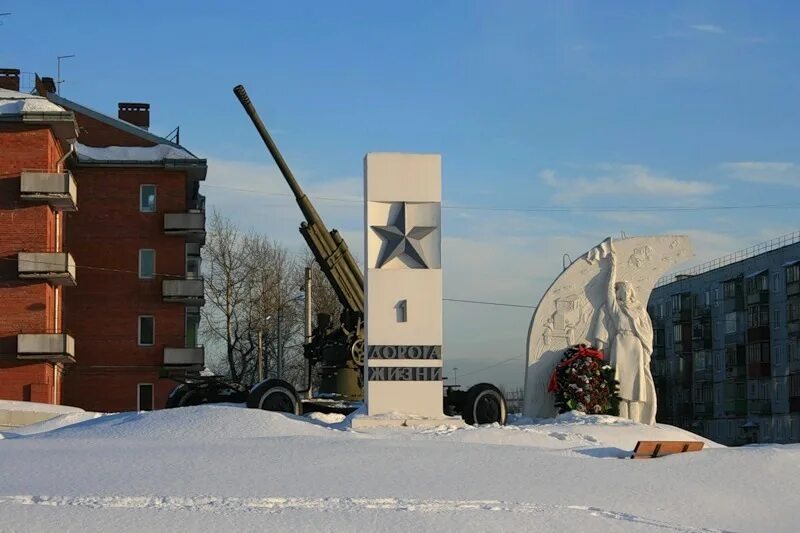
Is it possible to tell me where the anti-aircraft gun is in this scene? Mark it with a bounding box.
[167,86,507,425]
[232,85,507,425]
[234,84,365,406]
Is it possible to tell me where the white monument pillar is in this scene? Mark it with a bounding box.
[359,152,449,424]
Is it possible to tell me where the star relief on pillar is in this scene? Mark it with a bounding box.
[371,202,438,268]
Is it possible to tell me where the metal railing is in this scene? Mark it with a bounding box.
[656,231,800,288]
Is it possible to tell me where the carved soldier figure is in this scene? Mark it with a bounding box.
[589,241,657,425]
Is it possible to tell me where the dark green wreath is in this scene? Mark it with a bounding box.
[548,344,620,416]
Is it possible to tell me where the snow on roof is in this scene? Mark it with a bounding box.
[0,87,67,115]
[75,141,196,162]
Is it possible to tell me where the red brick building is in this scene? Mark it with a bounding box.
[0,69,206,411]
[0,69,78,404]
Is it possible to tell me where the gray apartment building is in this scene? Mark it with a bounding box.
[648,232,800,445]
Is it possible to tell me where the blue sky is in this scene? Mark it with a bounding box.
[3,1,799,388]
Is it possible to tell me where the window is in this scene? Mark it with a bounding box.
[140,184,156,212]
[746,273,768,294]
[186,244,201,279]
[138,315,154,346]
[746,342,770,364]
[138,383,154,411]
[673,324,682,342]
[694,352,706,371]
[725,312,737,334]
[186,308,200,348]
[788,301,800,322]
[714,288,721,307]
[789,340,800,364]
[787,263,800,284]
[775,344,784,366]
[774,308,781,330]
[704,290,711,307]
[723,280,738,299]
[139,249,155,279]
[671,294,682,312]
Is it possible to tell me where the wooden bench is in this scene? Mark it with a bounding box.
[631,440,704,459]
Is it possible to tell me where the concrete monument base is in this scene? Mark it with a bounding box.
[350,414,466,430]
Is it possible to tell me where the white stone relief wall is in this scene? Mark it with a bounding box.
[523,235,693,421]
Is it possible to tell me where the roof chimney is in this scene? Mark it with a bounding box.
[0,68,21,91]
[34,74,57,96]
[118,102,150,130]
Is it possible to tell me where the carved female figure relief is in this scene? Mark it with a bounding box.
[589,240,657,424]
[523,235,690,419]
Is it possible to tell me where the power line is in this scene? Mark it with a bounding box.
[201,183,800,214]
[457,354,526,380]
[443,298,535,309]
[1,256,535,310]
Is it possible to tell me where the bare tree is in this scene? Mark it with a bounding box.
[202,211,349,389]
[202,210,258,383]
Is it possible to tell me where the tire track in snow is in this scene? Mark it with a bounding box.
[0,495,731,532]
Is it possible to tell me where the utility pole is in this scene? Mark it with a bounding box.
[277,311,282,379]
[257,331,264,382]
[453,367,458,387]
[304,267,313,398]
[257,315,271,383]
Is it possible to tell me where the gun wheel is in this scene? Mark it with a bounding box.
[351,339,365,366]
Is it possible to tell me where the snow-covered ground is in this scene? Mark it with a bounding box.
[1,405,797,532]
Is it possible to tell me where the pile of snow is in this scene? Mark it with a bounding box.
[0,88,67,115]
[418,412,721,455]
[4,405,338,440]
[2,405,798,532]
[0,399,83,414]
[75,142,195,162]
[7,412,103,437]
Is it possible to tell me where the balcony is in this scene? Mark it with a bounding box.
[725,398,747,416]
[694,366,713,383]
[164,211,205,243]
[163,346,204,367]
[672,308,692,322]
[19,170,77,211]
[694,402,714,418]
[693,305,711,319]
[162,278,204,305]
[726,363,746,379]
[747,361,771,379]
[748,399,772,415]
[747,325,771,343]
[17,333,75,363]
[17,252,76,286]
[788,282,800,297]
[746,290,770,306]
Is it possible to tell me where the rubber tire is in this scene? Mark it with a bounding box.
[165,385,189,408]
[462,383,507,426]
[247,379,302,416]
[178,388,211,407]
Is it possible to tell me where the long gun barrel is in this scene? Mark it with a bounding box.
[233,85,364,315]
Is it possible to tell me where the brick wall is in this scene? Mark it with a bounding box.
[0,360,56,403]
[74,111,156,148]
[63,166,190,410]
[0,125,63,403]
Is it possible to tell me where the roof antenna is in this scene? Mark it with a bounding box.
[56,54,76,95]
